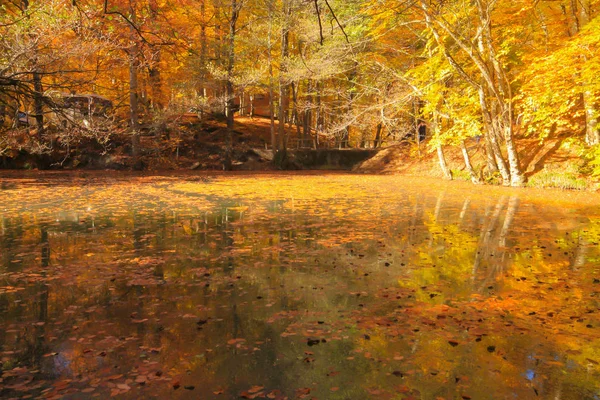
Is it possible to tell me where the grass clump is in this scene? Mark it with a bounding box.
[450,169,472,182]
[527,164,588,190]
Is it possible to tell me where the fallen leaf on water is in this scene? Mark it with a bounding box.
[240,391,265,399]
[248,385,264,393]
[396,385,410,393]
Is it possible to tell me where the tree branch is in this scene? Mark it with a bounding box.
[314,0,324,45]
[323,0,349,43]
[103,0,150,45]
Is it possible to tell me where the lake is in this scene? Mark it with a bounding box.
[1,172,600,399]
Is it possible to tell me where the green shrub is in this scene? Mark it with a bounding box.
[589,144,600,179]
[450,169,472,181]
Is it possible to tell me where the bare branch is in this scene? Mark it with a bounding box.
[103,0,150,45]
[323,0,349,43]
[314,0,324,45]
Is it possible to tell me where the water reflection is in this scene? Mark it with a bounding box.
[0,174,599,399]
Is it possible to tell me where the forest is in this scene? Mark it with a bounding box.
[4,2,600,398]
[1,0,600,187]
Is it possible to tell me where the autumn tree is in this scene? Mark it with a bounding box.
[516,1,600,146]
[0,0,117,153]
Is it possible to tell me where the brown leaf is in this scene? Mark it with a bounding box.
[248,385,265,393]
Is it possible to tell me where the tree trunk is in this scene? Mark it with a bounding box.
[484,136,499,174]
[437,145,453,180]
[128,37,141,164]
[277,2,290,155]
[375,123,382,148]
[267,6,277,153]
[267,3,278,153]
[23,0,44,136]
[292,82,301,141]
[503,118,526,186]
[214,5,224,110]
[148,53,163,111]
[200,0,207,93]
[479,86,510,184]
[491,134,510,184]
[584,91,599,145]
[413,99,421,146]
[460,140,481,184]
[32,71,44,135]
[343,63,358,149]
[433,110,452,180]
[147,1,163,112]
[315,81,322,148]
[224,0,239,171]
[568,1,598,146]
[303,79,312,145]
[269,81,276,152]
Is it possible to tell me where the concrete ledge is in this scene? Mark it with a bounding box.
[291,149,379,169]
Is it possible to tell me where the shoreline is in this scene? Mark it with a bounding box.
[1,169,599,207]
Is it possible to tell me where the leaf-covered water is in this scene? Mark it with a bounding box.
[1,172,600,399]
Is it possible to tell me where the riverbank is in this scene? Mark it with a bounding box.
[354,133,600,191]
[2,117,598,191]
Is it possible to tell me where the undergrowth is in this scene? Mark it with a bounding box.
[527,163,588,190]
[450,169,472,181]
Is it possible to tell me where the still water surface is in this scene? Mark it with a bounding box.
[1,172,600,399]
